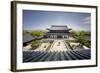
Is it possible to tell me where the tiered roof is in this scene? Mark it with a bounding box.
[47,25,69,31]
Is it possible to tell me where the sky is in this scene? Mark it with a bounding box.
[23,10,91,31]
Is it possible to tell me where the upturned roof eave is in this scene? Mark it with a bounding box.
[47,28,71,31]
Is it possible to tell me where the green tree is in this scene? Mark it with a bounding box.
[75,31,91,48]
[31,31,44,38]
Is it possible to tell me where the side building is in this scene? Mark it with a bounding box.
[23,32,36,46]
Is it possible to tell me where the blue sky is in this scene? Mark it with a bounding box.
[23,10,91,31]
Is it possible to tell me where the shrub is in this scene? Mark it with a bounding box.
[31,40,42,49]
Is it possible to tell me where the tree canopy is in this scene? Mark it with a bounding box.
[31,30,44,38]
[75,31,91,48]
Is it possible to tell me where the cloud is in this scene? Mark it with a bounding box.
[82,16,91,24]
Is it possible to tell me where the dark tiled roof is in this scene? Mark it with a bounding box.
[23,33,35,43]
[48,25,69,30]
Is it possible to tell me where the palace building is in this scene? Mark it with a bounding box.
[23,33,36,46]
[45,25,71,38]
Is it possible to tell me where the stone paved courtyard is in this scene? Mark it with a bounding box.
[49,40,67,52]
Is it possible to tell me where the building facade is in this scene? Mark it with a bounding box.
[45,25,71,38]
